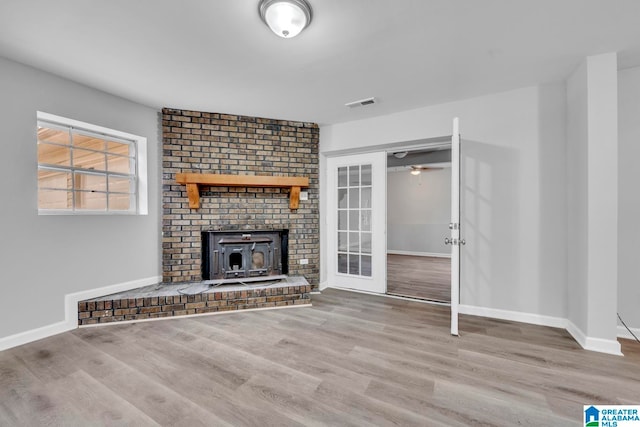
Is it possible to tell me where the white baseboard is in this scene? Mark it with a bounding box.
[0,320,72,352]
[387,250,451,258]
[0,275,161,352]
[584,337,623,356]
[618,324,640,341]
[458,304,567,329]
[318,281,329,291]
[460,304,623,356]
[566,320,622,355]
[564,320,585,346]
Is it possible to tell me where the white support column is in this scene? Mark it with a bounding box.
[586,53,619,351]
[566,52,621,355]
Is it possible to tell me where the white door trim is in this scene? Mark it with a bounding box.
[450,117,461,336]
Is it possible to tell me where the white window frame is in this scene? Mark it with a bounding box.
[37,111,148,215]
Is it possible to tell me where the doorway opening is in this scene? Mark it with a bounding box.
[386,145,452,303]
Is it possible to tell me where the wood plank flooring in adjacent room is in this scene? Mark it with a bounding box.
[1,288,639,426]
[387,254,451,302]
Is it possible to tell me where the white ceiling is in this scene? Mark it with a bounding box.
[1,0,640,125]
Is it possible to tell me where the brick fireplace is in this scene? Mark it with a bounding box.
[161,108,319,289]
[76,109,318,326]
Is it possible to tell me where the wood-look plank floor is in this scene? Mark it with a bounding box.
[1,288,639,426]
[387,254,451,302]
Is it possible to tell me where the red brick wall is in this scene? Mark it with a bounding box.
[161,108,319,288]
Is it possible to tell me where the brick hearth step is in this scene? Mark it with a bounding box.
[78,277,311,326]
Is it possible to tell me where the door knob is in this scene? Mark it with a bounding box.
[460,239,466,245]
[444,238,451,245]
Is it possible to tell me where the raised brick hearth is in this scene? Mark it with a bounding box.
[78,278,311,325]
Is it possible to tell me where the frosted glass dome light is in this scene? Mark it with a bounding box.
[259,0,312,38]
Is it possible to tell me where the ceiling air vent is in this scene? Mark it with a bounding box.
[345,97,377,108]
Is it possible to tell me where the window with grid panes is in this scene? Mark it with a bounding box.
[37,113,142,214]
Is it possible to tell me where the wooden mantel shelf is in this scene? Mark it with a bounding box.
[176,173,309,210]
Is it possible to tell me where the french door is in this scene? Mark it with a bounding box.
[325,119,460,336]
[327,152,386,293]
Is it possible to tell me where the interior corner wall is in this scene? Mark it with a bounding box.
[618,65,640,331]
[0,56,160,340]
[386,168,451,255]
[320,83,568,319]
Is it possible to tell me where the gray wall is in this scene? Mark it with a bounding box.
[566,60,589,334]
[387,168,451,254]
[618,65,640,331]
[0,56,160,339]
[321,83,568,319]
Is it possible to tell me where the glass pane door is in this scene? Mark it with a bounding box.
[327,151,386,294]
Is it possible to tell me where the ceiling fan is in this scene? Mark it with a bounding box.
[410,165,443,175]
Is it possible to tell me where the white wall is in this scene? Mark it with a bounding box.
[387,168,451,255]
[618,65,640,331]
[0,56,161,340]
[321,83,568,319]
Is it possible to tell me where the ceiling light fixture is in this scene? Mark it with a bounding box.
[258,0,312,38]
[410,169,421,176]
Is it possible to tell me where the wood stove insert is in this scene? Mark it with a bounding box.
[202,230,288,281]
